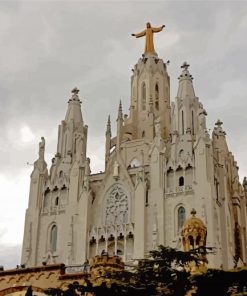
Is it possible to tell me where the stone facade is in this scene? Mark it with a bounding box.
[21,50,247,269]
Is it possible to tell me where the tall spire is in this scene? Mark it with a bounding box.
[118,100,123,119]
[106,115,111,136]
[177,62,195,99]
[65,87,83,123]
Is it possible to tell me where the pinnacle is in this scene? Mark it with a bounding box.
[178,61,193,81]
[177,62,195,99]
[65,88,83,122]
[118,100,123,119]
[106,115,111,135]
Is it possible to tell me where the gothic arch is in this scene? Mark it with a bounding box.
[129,157,141,168]
[174,204,186,235]
[46,223,58,252]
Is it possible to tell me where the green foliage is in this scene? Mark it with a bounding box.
[191,268,247,296]
[44,246,246,296]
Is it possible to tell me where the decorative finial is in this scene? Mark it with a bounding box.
[215,119,223,127]
[191,208,197,217]
[38,137,45,160]
[181,61,190,71]
[71,87,80,95]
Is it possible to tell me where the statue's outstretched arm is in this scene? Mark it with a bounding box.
[132,30,146,38]
[152,25,165,33]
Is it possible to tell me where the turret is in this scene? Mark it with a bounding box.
[56,88,87,166]
[116,53,171,142]
[172,62,207,137]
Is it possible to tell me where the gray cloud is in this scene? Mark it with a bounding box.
[0,1,247,268]
[0,244,22,269]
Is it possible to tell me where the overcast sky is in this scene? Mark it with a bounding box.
[0,1,247,269]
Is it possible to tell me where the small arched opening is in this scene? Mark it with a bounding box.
[179,176,184,186]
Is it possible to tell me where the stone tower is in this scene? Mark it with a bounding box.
[21,88,90,266]
[21,28,247,269]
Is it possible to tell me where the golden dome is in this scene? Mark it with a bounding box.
[181,209,207,237]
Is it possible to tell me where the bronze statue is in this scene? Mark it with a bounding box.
[132,22,165,54]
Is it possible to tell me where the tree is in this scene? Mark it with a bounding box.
[44,246,247,296]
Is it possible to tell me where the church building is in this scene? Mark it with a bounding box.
[21,23,247,270]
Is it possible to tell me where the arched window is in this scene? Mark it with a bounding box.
[50,225,57,252]
[178,207,186,230]
[130,158,141,168]
[142,83,146,110]
[55,197,59,206]
[179,176,184,186]
[155,83,159,110]
[178,149,184,158]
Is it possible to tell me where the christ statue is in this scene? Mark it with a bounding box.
[132,22,165,54]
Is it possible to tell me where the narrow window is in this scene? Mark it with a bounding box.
[55,197,59,206]
[192,110,194,135]
[215,178,219,201]
[196,235,201,247]
[50,225,57,252]
[145,187,149,205]
[64,134,67,157]
[189,235,194,249]
[179,176,184,186]
[182,111,184,134]
[178,206,186,230]
[155,83,159,110]
[142,83,146,110]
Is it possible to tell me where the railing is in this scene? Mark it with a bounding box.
[165,184,193,197]
[65,264,90,274]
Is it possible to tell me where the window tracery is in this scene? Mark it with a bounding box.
[105,185,129,225]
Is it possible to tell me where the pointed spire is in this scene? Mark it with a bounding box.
[106,115,111,136]
[177,62,195,99]
[65,87,83,123]
[118,100,123,119]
